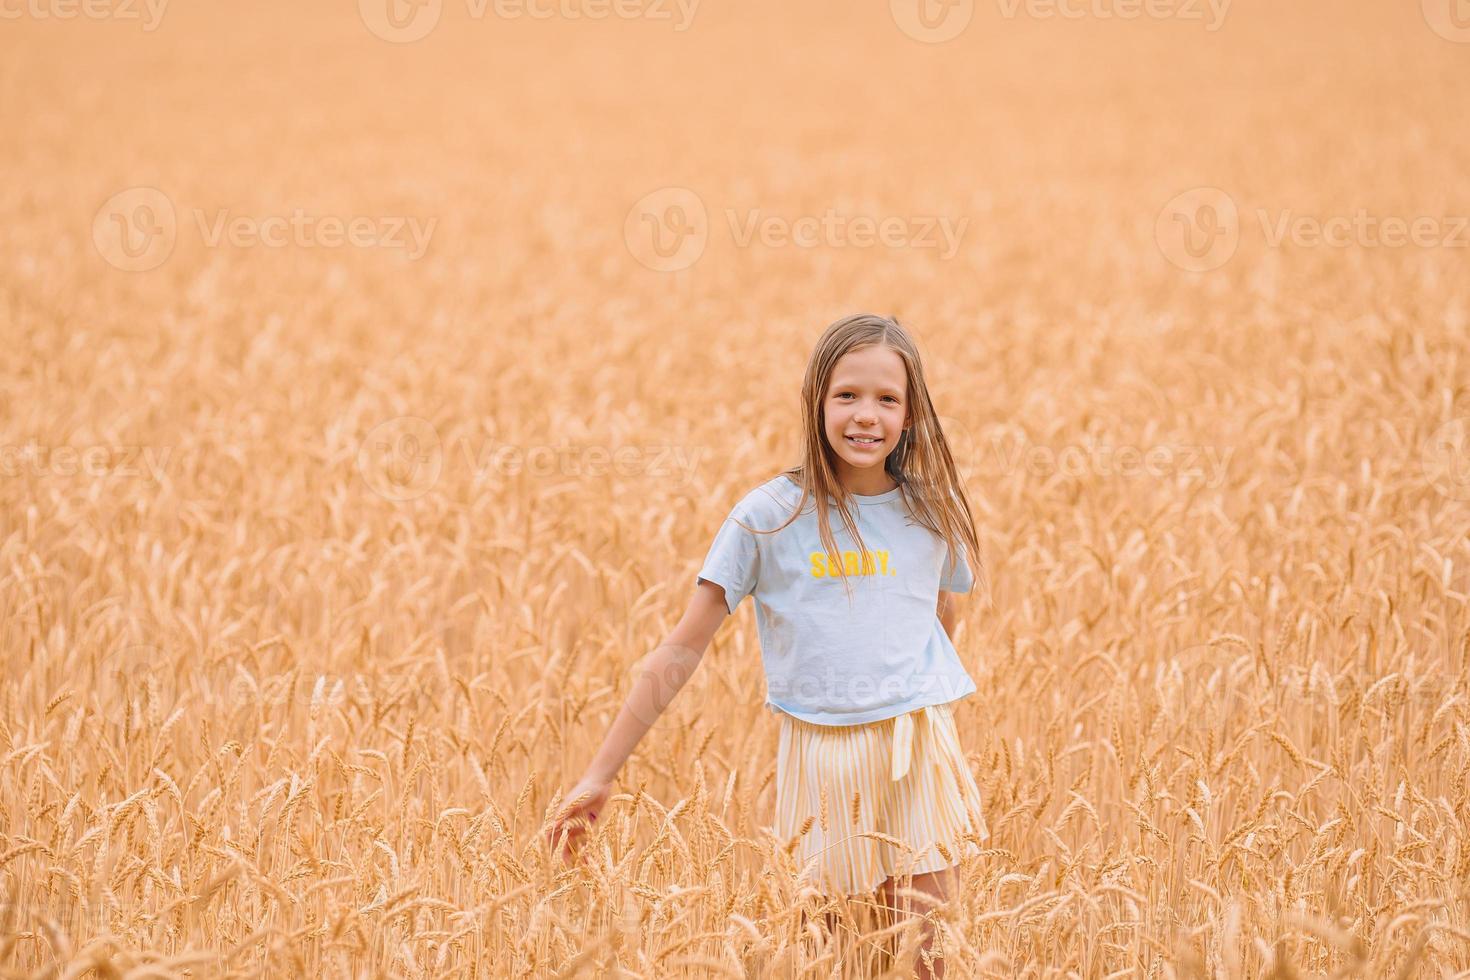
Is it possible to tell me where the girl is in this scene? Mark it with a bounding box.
[546,313,991,978]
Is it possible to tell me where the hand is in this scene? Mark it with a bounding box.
[544,776,612,863]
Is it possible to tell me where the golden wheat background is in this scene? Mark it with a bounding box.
[2,0,1469,975]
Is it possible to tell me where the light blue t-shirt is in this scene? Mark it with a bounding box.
[695,474,977,726]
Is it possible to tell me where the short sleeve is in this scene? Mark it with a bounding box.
[696,510,760,614]
[939,541,974,594]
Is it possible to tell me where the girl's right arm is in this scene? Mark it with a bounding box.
[545,579,731,859]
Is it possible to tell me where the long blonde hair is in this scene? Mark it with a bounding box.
[736,313,988,606]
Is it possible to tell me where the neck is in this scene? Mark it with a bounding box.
[835,465,898,497]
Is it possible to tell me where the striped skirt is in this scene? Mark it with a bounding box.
[774,701,991,896]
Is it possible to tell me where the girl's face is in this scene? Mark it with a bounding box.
[822,344,910,485]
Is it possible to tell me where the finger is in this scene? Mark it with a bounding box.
[550,820,579,849]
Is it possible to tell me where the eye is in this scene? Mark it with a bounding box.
[834,392,900,401]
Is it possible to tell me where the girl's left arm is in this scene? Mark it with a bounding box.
[938,590,962,642]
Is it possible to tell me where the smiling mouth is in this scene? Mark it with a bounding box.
[846,435,883,447]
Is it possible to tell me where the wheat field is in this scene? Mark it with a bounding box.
[2,0,1469,976]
